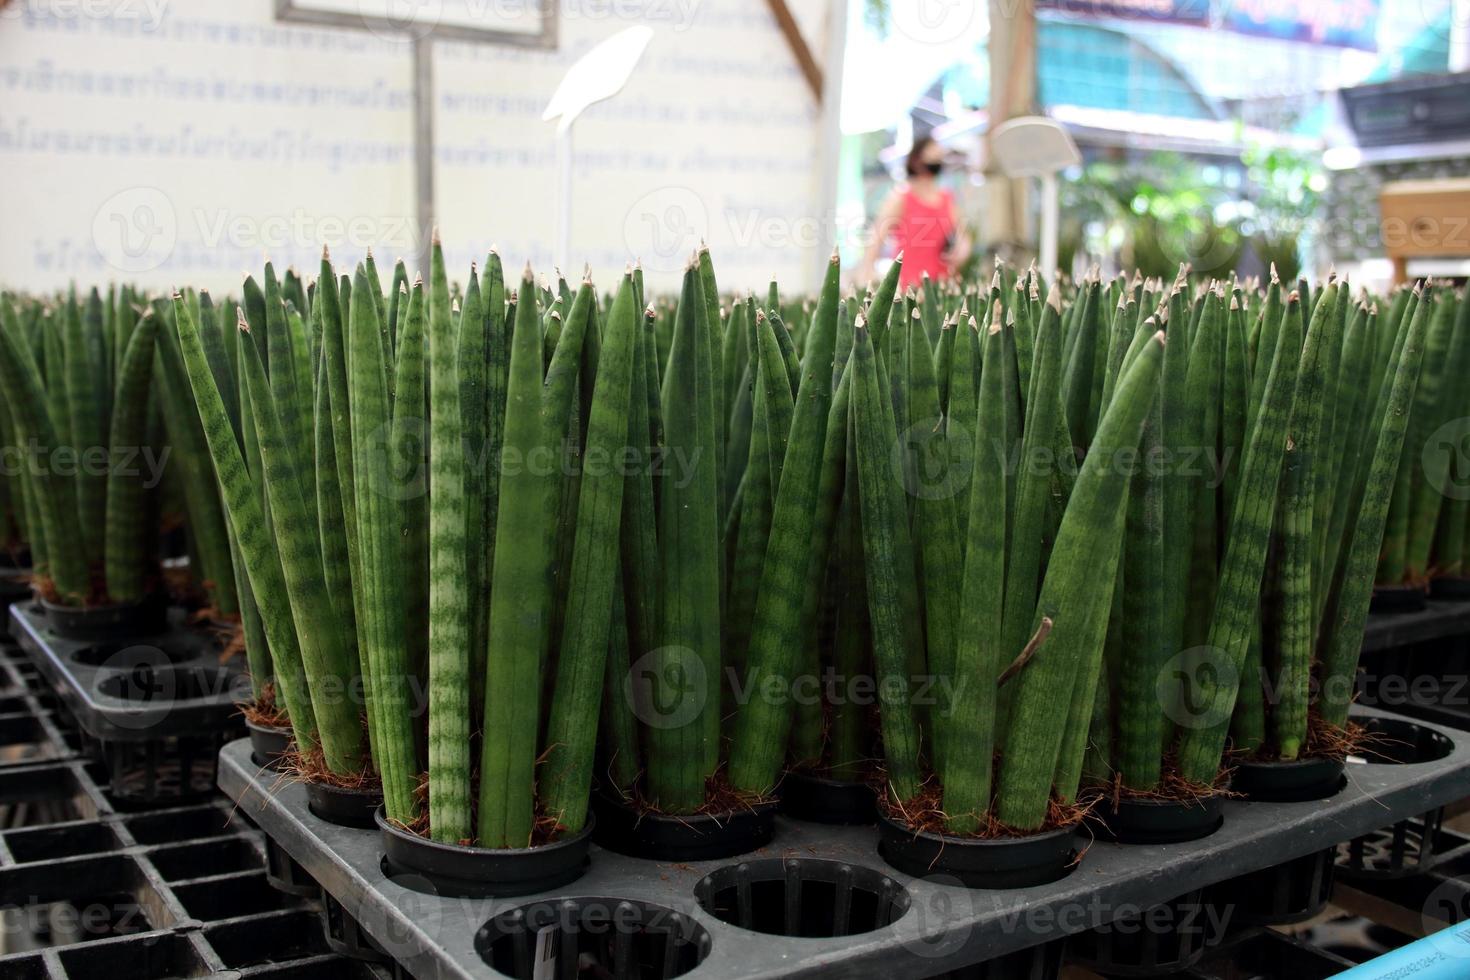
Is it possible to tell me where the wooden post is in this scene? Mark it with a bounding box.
[766,0,824,103]
[984,0,1037,252]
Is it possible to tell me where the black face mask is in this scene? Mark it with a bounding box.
[919,161,944,177]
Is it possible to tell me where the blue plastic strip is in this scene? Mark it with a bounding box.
[1334,922,1470,979]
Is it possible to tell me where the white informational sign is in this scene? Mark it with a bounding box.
[0,0,833,295]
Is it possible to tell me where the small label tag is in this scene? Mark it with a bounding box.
[533,925,557,980]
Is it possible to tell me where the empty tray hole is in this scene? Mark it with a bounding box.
[0,766,94,827]
[1351,716,1454,765]
[696,858,910,938]
[124,806,232,845]
[101,733,231,806]
[0,697,31,716]
[0,855,157,948]
[94,666,238,704]
[4,822,123,863]
[71,642,201,669]
[0,716,59,767]
[57,932,209,979]
[478,898,711,980]
[204,910,326,968]
[148,837,260,882]
[172,873,294,921]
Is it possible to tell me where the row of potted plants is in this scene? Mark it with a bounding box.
[149,243,1441,896]
[1372,282,1470,608]
[0,285,238,639]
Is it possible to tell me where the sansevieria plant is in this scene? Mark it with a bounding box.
[0,287,235,615]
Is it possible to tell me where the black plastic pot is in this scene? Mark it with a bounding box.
[1429,576,1470,600]
[41,594,168,642]
[246,718,292,771]
[477,898,712,980]
[876,812,1078,889]
[1208,847,1335,925]
[779,770,877,825]
[591,792,777,862]
[1087,793,1225,845]
[1231,755,1346,803]
[378,807,593,898]
[1370,583,1428,614]
[306,780,383,829]
[264,833,320,897]
[1067,889,1217,977]
[1338,810,1461,879]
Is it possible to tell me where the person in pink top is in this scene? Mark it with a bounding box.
[858,136,972,290]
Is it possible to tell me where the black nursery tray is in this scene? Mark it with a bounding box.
[1361,598,1470,654]
[218,706,1470,980]
[0,695,388,978]
[8,601,247,743]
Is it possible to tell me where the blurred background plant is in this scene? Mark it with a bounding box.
[1056,147,1324,282]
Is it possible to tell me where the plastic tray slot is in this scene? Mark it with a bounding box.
[170,871,301,922]
[202,909,329,968]
[3,822,124,865]
[144,837,263,883]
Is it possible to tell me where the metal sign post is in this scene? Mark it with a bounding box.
[275,0,558,277]
[542,26,654,271]
[989,116,1081,281]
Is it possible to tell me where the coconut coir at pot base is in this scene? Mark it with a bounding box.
[1089,756,1236,811]
[282,744,381,793]
[1231,713,1367,766]
[604,771,778,820]
[878,776,1093,841]
[239,682,288,728]
[390,772,578,849]
[33,566,159,608]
